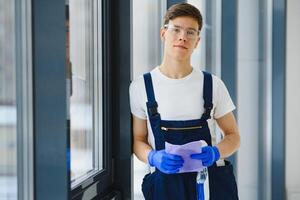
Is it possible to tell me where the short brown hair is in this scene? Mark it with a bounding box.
[164,3,203,31]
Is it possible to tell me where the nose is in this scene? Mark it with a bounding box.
[178,30,187,41]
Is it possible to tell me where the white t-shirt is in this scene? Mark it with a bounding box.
[129,66,236,149]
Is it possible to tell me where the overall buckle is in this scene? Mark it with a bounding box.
[147,101,158,117]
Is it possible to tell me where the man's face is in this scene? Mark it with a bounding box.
[160,16,200,61]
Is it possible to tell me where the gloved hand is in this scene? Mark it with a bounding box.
[190,146,220,167]
[148,149,184,174]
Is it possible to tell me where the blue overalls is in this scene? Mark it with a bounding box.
[141,71,239,200]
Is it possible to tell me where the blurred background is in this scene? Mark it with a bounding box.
[0,0,299,199]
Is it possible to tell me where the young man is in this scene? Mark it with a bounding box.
[130,3,240,200]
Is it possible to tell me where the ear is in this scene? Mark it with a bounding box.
[160,27,166,41]
[194,36,201,49]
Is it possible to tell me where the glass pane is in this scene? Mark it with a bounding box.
[0,1,18,199]
[68,0,102,184]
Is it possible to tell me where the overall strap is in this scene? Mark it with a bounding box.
[201,71,213,121]
[143,73,164,150]
[143,73,158,117]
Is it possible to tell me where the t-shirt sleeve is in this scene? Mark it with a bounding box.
[129,79,147,119]
[213,77,236,119]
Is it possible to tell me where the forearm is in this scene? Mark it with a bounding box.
[133,139,153,164]
[216,131,240,159]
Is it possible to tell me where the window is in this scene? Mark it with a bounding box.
[0,0,33,199]
[0,2,18,198]
[68,0,103,187]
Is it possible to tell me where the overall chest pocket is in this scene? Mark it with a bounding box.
[160,123,210,145]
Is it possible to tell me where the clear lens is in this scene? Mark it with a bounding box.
[164,24,199,39]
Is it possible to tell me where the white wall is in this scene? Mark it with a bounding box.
[285,0,300,199]
[132,1,166,199]
[132,0,165,79]
[187,0,206,71]
[188,0,222,75]
[236,0,260,199]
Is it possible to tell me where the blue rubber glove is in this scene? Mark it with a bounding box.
[190,146,220,167]
[148,149,184,174]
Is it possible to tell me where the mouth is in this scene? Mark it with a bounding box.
[173,45,188,50]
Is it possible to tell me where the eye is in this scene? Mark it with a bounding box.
[173,28,181,33]
[187,30,196,36]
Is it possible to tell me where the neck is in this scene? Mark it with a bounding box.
[160,56,193,79]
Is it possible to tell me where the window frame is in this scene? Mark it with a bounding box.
[15,0,34,199]
[32,0,68,199]
[32,0,131,198]
[70,0,113,198]
[68,0,104,187]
